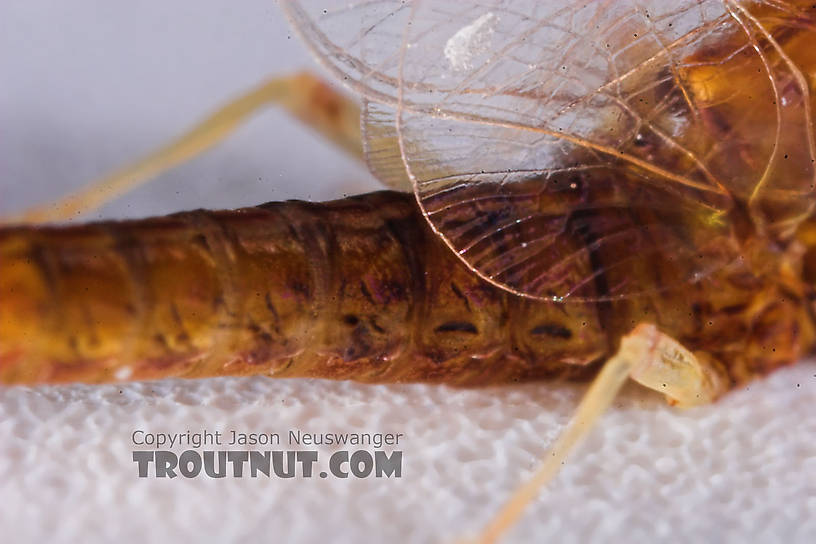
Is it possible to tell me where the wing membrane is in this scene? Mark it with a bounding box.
[284,0,816,301]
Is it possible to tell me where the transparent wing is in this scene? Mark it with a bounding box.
[284,0,816,301]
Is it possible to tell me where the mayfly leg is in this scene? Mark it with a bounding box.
[473,323,726,544]
[2,72,363,225]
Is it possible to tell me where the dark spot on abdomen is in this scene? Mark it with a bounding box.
[435,321,478,334]
[342,314,360,326]
[530,323,572,339]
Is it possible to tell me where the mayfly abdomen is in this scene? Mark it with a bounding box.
[0,191,608,386]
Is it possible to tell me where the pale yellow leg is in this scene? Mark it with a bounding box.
[5,72,363,225]
[473,323,725,544]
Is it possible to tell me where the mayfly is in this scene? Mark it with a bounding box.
[1,0,816,542]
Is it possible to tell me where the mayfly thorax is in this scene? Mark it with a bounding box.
[1,1,816,542]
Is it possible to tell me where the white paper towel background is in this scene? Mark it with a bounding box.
[1,2,815,543]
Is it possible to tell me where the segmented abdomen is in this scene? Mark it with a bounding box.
[0,191,608,385]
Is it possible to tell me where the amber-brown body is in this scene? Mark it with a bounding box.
[0,192,609,385]
[2,189,814,390]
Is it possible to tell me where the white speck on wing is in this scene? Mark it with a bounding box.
[444,12,498,71]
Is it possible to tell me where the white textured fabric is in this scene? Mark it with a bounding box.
[1,2,815,543]
[0,366,814,543]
